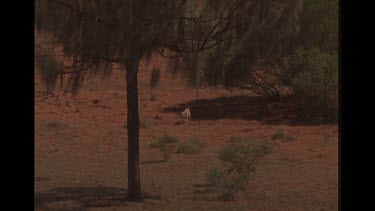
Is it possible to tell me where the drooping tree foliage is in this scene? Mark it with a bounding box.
[35,0,304,200]
[202,0,338,101]
[202,0,303,90]
[292,0,339,53]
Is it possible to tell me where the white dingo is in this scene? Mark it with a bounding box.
[181,106,191,124]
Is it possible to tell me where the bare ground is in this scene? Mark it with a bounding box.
[35,58,338,211]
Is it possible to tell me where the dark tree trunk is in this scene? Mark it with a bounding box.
[125,56,141,201]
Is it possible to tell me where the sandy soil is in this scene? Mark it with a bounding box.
[35,57,338,211]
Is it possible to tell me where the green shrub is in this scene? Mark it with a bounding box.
[207,166,252,200]
[207,166,224,187]
[207,137,272,199]
[271,129,297,142]
[285,134,297,142]
[176,143,200,154]
[271,129,286,140]
[228,136,242,143]
[219,138,272,173]
[139,118,156,129]
[149,135,179,161]
[284,47,338,113]
[189,136,208,148]
[176,136,207,154]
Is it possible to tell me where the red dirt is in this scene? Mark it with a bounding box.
[35,57,338,210]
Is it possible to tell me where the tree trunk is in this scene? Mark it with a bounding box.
[125,56,141,201]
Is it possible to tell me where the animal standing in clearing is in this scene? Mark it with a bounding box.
[181,107,191,124]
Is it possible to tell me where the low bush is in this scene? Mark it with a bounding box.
[207,137,272,199]
[176,136,207,154]
[149,135,179,161]
[271,129,297,142]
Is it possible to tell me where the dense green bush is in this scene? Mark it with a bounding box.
[284,47,338,111]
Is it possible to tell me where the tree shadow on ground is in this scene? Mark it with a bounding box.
[162,95,337,126]
[35,187,127,210]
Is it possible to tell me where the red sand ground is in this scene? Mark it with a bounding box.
[35,57,338,210]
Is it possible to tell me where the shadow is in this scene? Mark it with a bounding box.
[193,184,212,194]
[35,186,127,210]
[193,184,211,188]
[35,177,51,182]
[140,160,166,165]
[162,95,337,126]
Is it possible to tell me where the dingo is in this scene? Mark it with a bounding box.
[181,106,191,124]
